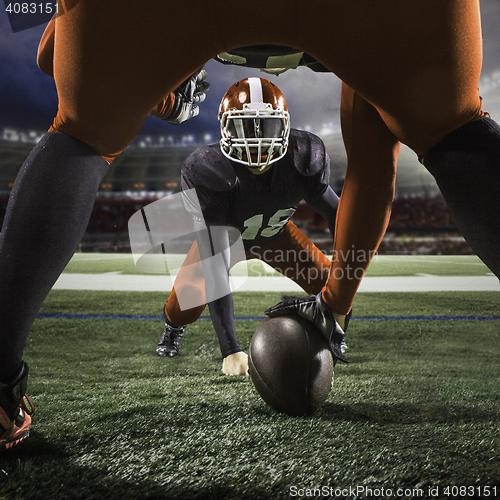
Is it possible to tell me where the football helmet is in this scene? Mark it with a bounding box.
[218,78,290,174]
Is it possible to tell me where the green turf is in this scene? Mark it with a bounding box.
[2,285,499,499]
[365,255,493,277]
[63,253,492,277]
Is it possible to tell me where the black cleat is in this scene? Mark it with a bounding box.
[1,362,35,452]
[156,319,186,357]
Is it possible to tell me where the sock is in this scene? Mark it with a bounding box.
[420,117,500,278]
[0,132,109,381]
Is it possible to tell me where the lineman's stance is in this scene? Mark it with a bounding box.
[156,78,344,375]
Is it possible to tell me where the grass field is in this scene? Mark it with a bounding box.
[63,253,494,278]
[1,255,499,500]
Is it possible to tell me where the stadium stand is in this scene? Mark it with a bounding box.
[0,127,474,255]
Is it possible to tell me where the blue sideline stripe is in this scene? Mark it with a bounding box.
[353,315,500,321]
[37,313,500,321]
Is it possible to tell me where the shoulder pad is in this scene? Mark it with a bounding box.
[287,129,330,177]
[181,144,237,192]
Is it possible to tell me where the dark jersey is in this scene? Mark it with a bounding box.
[180,129,331,248]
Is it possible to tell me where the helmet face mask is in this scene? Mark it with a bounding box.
[219,78,290,174]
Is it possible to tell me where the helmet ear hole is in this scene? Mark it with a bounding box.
[219,78,290,172]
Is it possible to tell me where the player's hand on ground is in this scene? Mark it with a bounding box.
[222,352,249,376]
[165,68,210,124]
[265,293,349,364]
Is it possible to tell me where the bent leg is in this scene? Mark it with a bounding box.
[299,0,500,285]
[251,222,331,295]
[294,0,500,307]
[1,0,274,380]
[164,242,207,326]
[2,0,494,384]
[421,117,500,277]
[0,132,108,380]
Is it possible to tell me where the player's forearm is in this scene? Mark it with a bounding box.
[322,83,400,314]
[194,224,241,357]
[322,156,397,314]
[208,295,242,358]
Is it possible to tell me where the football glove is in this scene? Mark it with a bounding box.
[164,68,210,125]
[265,292,349,364]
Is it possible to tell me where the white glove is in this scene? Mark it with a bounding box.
[165,68,210,125]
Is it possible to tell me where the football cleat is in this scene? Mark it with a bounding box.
[340,340,348,354]
[156,316,186,357]
[1,361,35,452]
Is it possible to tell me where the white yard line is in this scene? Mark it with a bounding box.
[53,273,500,292]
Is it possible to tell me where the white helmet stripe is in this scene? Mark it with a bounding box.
[247,78,264,109]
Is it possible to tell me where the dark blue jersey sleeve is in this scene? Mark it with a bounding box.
[193,221,242,358]
[304,185,339,236]
[180,144,236,225]
[292,129,339,236]
[289,129,331,197]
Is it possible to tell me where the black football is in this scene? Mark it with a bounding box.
[248,314,334,416]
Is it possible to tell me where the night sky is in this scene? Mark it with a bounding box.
[1,1,500,181]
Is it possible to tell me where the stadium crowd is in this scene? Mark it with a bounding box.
[0,130,477,256]
[6,192,470,255]
[387,192,457,231]
[0,193,473,255]
[0,192,473,255]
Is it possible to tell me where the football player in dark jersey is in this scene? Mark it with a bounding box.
[156,78,341,376]
[2,0,500,450]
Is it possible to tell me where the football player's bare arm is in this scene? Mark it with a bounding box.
[321,83,401,315]
[194,222,248,376]
[305,185,347,327]
[266,84,401,360]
